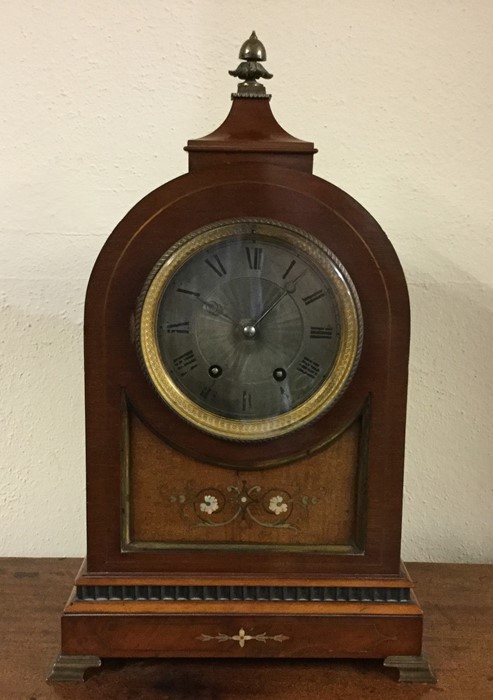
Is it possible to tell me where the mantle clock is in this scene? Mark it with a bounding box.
[50,33,435,684]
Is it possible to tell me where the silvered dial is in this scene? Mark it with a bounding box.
[138,219,362,440]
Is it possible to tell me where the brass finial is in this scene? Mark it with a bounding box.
[229,31,273,99]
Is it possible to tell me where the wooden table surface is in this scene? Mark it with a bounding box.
[0,559,491,699]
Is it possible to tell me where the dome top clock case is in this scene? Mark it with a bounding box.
[50,33,435,684]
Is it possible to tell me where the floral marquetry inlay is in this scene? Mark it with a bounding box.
[168,479,319,531]
[269,494,288,515]
[199,494,219,515]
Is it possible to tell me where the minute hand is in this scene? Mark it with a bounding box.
[252,269,307,327]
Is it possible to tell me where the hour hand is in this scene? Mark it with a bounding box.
[202,298,234,322]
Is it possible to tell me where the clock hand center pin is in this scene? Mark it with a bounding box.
[242,323,257,338]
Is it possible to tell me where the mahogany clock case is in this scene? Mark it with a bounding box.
[83,160,409,578]
[50,34,431,678]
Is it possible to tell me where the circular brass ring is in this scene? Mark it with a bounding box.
[137,218,363,441]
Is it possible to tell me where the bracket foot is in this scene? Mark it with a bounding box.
[48,654,102,682]
[384,655,436,683]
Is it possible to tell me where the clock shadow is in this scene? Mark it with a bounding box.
[1,291,87,549]
[404,254,493,562]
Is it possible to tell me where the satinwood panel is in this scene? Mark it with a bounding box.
[126,412,365,551]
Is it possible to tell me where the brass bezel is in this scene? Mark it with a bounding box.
[137,218,362,441]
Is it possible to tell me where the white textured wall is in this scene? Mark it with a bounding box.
[1,1,492,562]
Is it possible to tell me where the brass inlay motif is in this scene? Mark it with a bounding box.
[198,627,289,648]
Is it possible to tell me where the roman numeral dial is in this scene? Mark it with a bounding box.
[140,219,362,439]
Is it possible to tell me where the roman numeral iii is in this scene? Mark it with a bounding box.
[310,325,333,339]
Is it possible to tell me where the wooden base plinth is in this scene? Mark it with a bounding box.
[53,609,432,682]
[51,561,435,683]
[60,607,423,660]
[56,601,426,671]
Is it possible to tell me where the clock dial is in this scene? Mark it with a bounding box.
[158,240,337,419]
[138,219,362,440]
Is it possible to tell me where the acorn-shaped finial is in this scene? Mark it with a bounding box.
[229,31,273,99]
[239,31,267,61]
